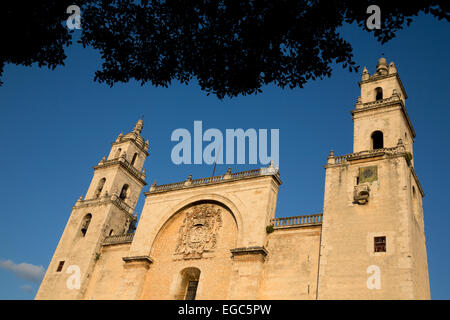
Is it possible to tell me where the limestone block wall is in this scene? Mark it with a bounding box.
[318,155,426,299]
[35,201,134,300]
[84,243,132,299]
[259,225,321,299]
[108,141,146,172]
[408,172,430,299]
[85,165,122,200]
[360,75,406,104]
[85,165,144,209]
[36,203,113,299]
[353,105,414,156]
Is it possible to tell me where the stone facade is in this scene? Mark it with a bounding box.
[35,58,430,300]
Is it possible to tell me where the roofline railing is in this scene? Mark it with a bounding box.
[271,213,323,228]
[147,164,280,194]
[102,233,134,245]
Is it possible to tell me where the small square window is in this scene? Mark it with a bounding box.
[374,236,386,252]
[56,261,65,272]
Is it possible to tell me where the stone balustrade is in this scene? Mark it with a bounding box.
[103,233,135,245]
[96,156,146,183]
[191,175,225,185]
[361,95,400,108]
[271,213,323,228]
[75,195,135,217]
[355,94,402,110]
[149,165,280,194]
[111,197,135,215]
[330,144,406,165]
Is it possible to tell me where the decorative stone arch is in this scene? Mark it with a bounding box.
[148,193,245,257]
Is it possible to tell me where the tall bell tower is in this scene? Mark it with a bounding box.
[317,57,430,299]
[36,119,149,299]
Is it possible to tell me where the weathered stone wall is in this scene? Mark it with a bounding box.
[353,104,414,157]
[408,173,431,299]
[360,75,405,105]
[84,242,132,299]
[259,225,321,299]
[318,155,426,299]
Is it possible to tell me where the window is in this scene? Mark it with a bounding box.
[95,178,106,198]
[81,214,92,237]
[374,236,386,252]
[127,220,137,234]
[131,153,138,166]
[56,261,65,272]
[185,281,199,300]
[375,87,383,101]
[109,229,114,236]
[371,131,384,149]
[119,184,129,200]
[115,148,122,159]
[175,267,201,300]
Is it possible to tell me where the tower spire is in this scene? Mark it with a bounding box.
[376,55,388,75]
[133,118,144,135]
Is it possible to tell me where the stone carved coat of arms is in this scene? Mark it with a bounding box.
[174,204,223,259]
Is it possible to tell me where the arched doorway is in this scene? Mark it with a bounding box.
[176,267,201,300]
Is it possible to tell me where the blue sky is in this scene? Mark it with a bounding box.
[0,14,449,299]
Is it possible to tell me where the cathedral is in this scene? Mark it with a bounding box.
[35,57,430,300]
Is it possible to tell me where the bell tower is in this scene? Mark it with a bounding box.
[36,119,149,300]
[318,58,430,299]
[353,57,415,161]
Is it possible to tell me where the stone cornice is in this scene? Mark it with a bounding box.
[122,255,153,265]
[327,149,424,197]
[351,95,416,138]
[111,137,149,156]
[325,144,408,168]
[358,73,408,99]
[230,246,268,257]
[325,146,424,197]
[94,158,147,186]
[73,196,137,221]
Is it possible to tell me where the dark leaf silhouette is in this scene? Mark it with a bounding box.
[1,1,449,98]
